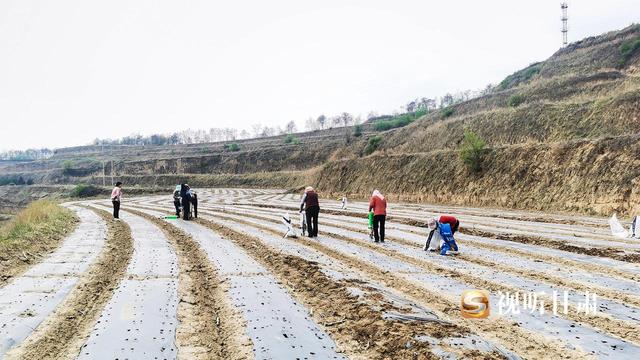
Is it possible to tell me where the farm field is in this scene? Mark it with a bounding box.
[1,188,639,359]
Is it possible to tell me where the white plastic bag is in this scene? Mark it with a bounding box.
[609,213,629,238]
[425,229,443,251]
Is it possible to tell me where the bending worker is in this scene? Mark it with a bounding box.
[425,215,460,255]
[300,186,320,237]
[368,190,387,243]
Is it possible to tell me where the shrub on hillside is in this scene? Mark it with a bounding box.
[441,107,454,118]
[498,62,542,90]
[373,109,427,131]
[225,143,240,151]
[507,94,525,107]
[353,124,363,137]
[284,134,300,144]
[619,37,640,67]
[459,129,486,173]
[364,135,383,155]
[70,184,103,198]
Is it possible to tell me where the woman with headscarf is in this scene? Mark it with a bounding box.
[300,186,320,237]
[368,189,387,243]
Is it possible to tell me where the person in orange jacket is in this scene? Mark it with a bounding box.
[368,190,387,243]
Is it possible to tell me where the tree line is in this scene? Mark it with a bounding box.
[3,84,496,151]
[0,148,53,161]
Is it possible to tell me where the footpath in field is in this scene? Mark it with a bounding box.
[76,208,179,360]
[134,206,346,359]
[0,206,107,357]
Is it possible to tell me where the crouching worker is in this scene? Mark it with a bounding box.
[173,185,182,217]
[281,214,298,238]
[425,215,459,255]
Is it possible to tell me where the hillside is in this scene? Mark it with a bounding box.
[2,24,640,216]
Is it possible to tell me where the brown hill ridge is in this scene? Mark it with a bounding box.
[2,24,640,216]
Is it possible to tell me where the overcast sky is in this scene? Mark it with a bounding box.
[0,0,638,151]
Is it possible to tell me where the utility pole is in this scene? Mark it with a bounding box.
[561,2,568,47]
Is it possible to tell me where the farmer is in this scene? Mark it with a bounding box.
[300,186,320,237]
[438,215,460,235]
[340,195,348,210]
[180,183,192,220]
[173,185,181,217]
[368,190,387,243]
[190,188,198,218]
[111,181,123,219]
[425,215,460,255]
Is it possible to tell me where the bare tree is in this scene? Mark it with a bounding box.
[251,124,263,138]
[305,117,318,131]
[285,120,297,134]
[316,115,327,130]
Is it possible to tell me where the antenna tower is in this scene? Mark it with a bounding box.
[561,2,568,47]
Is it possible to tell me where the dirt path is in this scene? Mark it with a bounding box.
[74,207,180,359]
[128,208,253,360]
[133,207,347,359]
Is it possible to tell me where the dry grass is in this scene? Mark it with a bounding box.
[0,200,77,285]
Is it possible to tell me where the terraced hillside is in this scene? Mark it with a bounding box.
[2,25,640,216]
[2,189,640,359]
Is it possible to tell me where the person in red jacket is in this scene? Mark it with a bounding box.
[428,215,460,234]
[300,186,320,237]
[368,190,387,243]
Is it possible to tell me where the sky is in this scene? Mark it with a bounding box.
[0,0,638,151]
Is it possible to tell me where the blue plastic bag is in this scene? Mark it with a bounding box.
[438,223,459,255]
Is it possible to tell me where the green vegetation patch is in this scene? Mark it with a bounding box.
[224,143,241,151]
[441,107,454,119]
[619,37,640,67]
[353,124,363,137]
[459,129,487,173]
[0,175,34,186]
[373,109,428,131]
[284,134,301,144]
[70,184,104,198]
[364,135,383,155]
[507,94,525,107]
[499,62,542,90]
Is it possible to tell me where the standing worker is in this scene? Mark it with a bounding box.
[300,186,320,237]
[190,188,198,218]
[111,181,123,219]
[368,190,387,243]
[173,185,182,217]
[181,183,192,220]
